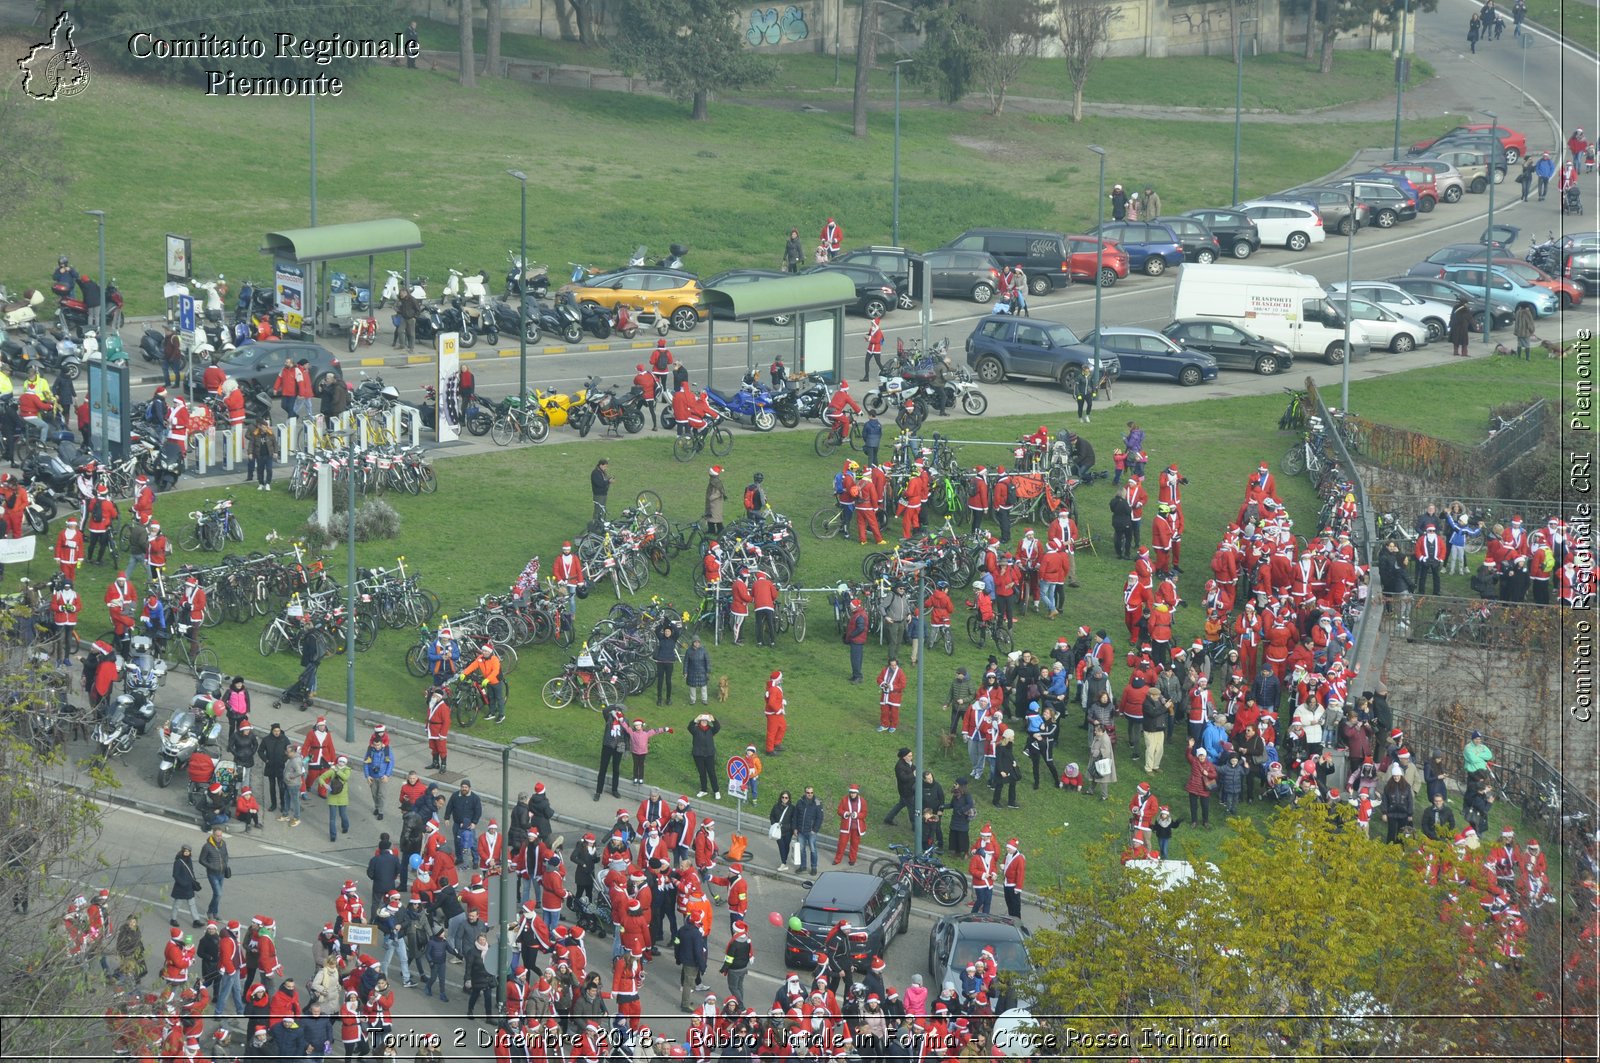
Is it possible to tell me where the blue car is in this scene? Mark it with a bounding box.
[1080,327,1219,386]
[1093,221,1188,277]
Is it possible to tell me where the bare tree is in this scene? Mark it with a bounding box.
[973,0,1050,114]
[1056,0,1116,123]
[853,0,880,137]
[458,0,476,87]
[568,0,600,45]
[484,0,502,77]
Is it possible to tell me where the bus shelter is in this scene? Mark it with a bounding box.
[701,273,856,390]
[261,219,423,338]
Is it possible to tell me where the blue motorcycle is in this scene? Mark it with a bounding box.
[329,271,372,312]
[706,379,778,432]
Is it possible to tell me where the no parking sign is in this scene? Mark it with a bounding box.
[726,755,749,798]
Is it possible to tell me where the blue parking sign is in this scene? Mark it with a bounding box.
[177,294,196,332]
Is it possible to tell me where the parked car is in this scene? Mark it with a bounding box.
[1180,208,1262,259]
[1487,258,1584,310]
[928,915,1034,1012]
[1382,275,1512,329]
[196,340,343,396]
[1154,216,1224,264]
[1092,222,1187,277]
[833,246,926,307]
[1321,178,1418,228]
[1436,263,1560,318]
[919,248,1005,303]
[1348,170,1434,213]
[1267,187,1370,236]
[1328,280,1455,341]
[803,263,899,318]
[560,267,703,331]
[1407,244,1505,276]
[702,268,796,324]
[1079,326,1219,385]
[1233,201,1326,251]
[1423,131,1526,168]
[784,872,910,969]
[1160,319,1295,374]
[1413,148,1507,194]
[1559,232,1600,295]
[1328,296,1430,353]
[1066,236,1130,287]
[1377,161,1461,206]
[1412,122,1527,165]
[963,317,1118,388]
[941,229,1075,294]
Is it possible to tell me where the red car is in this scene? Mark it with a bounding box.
[1066,236,1129,287]
[1376,163,1441,212]
[1492,257,1584,310]
[1411,123,1528,165]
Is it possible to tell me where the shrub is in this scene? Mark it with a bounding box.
[354,500,403,542]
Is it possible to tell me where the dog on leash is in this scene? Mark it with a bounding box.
[715,676,731,703]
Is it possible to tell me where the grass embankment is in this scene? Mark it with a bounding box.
[1521,1,1598,54]
[18,358,1564,886]
[0,35,1455,319]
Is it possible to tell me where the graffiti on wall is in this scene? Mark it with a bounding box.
[1171,0,1259,35]
[747,6,809,46]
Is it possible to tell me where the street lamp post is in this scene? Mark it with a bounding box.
[1342,184,1354,411]
[1392,0,1411,161]
[1089,147,1106,387]
[1232,17,1258,206]
[497,736,536,982]
[507,170,529,400]
[343,429,357,744]
[892,59,913,246]
[912,563,926,854]
[1481,110,1497,344]
[84,210,107,449]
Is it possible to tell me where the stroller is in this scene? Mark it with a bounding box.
[1562,184,1583,215]
[565,889,613,937]
[188,757,240,829]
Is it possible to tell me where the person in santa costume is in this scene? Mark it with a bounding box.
[763,671,787,754]
[832,784,867,866]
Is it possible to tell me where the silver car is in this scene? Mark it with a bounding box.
[1329,281,1454,343]
[1331,296,1430,353]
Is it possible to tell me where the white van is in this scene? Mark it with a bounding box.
[1172,264,1366,365]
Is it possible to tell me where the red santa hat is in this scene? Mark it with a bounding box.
[770,670,782,681]
[1005,838,1019,850]
[979,823,992,835]
[534,782,546,794]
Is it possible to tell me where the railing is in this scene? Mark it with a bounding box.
[1361,493,1588,533]
[1392,709,1596,837]
[1346,398,1551,489]
[1478,398,1551,475]
[1388,593,1566,649]
[1303,379,1376,665]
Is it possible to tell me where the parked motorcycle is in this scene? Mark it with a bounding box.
[414,297,478,347]
[460,300,499,346]
[93,643,159,759]
[419,384,493,436]
[443,269,490,302]
[234,278,276,324]
[531,381,591,428]
[4,322,81,379]
[379,271,428,308]
[627,244,688,270]
[1526,230,1561,275]
[0,286,45,329]
[506,252,550,299]
[191,277,227,322]
[155,694,226,787]
[483,299,540,344]
[560,291,612,340]
[708,378,778,432]
[329,271,372,313]
[569,378,645,437]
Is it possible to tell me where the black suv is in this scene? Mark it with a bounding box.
[194,339,344,397]
[941,229,1074,294]
[1153,216,1223,264]
[803,263,899,318]
[1180,208,1261,259]
[784,872,911,969]
[833,246,925,306]
[963,316,1119,389]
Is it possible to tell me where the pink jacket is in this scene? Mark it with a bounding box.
[903,983,928,1017]
[628,726,671,755]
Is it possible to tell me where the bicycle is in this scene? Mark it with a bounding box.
[868,843,968,907]
[442,672,502,729]
[489,399,552,446]
[813,415,862,458]
[541,652,621,711]
[1277,388,1308,432]
[810,503,852,540]
[773,589,808,643]
[964,607,1013,651]
[672,418,734,463]
[167,624,220,675]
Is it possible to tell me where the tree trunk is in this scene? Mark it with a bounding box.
[485,0,501,78]
[1071,82,1084,123]
[571,0,596,46]
[554,0,576,41]
[1319,25,1337,74]
[692,89,709,121]
[852,0,878,138]
[1304,2,1317,62]
[459,0,476,87]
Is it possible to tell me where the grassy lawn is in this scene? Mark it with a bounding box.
[17,357,1555,887]
[1522,0,1598,53]
[0,40,1455,319]
[1345,352,1564,446]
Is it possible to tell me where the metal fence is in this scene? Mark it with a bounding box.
[1361,493,1590,532]
[1303,379,1376,664]
[1479,397,1551,474]
[1346,398,1552,491]
[1386,593,1567,649]
[1392,709,1597,838]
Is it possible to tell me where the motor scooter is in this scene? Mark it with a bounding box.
[329,271,372,313]
[444,269,490,301]
[191,277,226,323]
[92,646,160,759]
[234,279,276,325]
[483,299,539,344]
[379,271,428,307]
[506,253,550,299]
[0,286,45,329]
[156,696,225,787]
[558,291,611,340]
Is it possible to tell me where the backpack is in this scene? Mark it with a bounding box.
[400,811,425,851]
[1539,550,1555,575]
[744,485,759,511]
[326,772,344,796]
[833,472,846,495]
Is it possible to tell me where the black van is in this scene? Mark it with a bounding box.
[941,229,1074,294]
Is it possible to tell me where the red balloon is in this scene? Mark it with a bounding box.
[766,911,783,928]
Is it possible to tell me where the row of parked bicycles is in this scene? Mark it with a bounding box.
[284,445,438,500]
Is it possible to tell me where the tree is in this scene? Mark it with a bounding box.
[909,0,977,106]
[852,0,881,137]
[484,0,502,78]
[609,0,776,121]
[971,0,1050,114]
[1055,0,1116,123]
[1026,804,1521,1057]
[567,0,600,46]
[458,0,476,87]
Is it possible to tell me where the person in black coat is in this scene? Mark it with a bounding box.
[1109,492,1134,560]
[366,834,401,913]
[169,844,204,927]
[258,722,291,814]
[1381,772,1414,843]
[463,934,496,1020]
[674,916,709,1009]
[528,785,555,840]
[882,748,917,825]
[688,713,722,799]
[991,732,1020,808]
[769,791,796,864]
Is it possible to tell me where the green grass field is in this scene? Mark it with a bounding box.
[18,357,1566,886]
[0,34,1455,319]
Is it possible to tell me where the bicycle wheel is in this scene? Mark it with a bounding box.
[991,624,1014,653]
[811,506,845,540]
[180,526,204,551]
[542,676,576,709]
[940,625,955,656]
[814,428,841,458]
[635,489,664,516]
[791,608,806,643]
[966,615,986,647]
[931,868,968,907]
[490,416,516,447]
[869,857,898,880]
[201,522,223,551]
[709,426,734,457]
[451,688,479,729]
[354,615,380,653]
[190,647,220,674]
[647,543,671,577]
[1281,446,1305,476]
[672,434,696,463]
[586,679,620,711]
[227,516,245,543]
[404,643,429,678]
[497,643,519,674]
[417,464,438,493]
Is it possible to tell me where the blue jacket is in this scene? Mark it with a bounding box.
[445,789,483,828]
[862,418,883,448]
[363,742,393,781]
[1536,157,1556,179]
[426,636,460,672]
[795,796,825,834]
[1047,670,1069,698]
[1201,721,1229,762]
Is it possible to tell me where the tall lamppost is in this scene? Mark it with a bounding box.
[1089,146,1107,380]
[497,735,536,982]
[910,562,927,854]
[892,58,913,246]
[1232,17,1258,206]
[1480,110,1497,345]
[507,170,529,400]
[343,428,357,743]
[1392,0,1411,160]
[84,210,107,450]
[1342,184,1354,411]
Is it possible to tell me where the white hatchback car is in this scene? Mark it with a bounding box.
[1234,201,1327,252]
[1331,296,1430,353]
[1329,280,1455,343]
